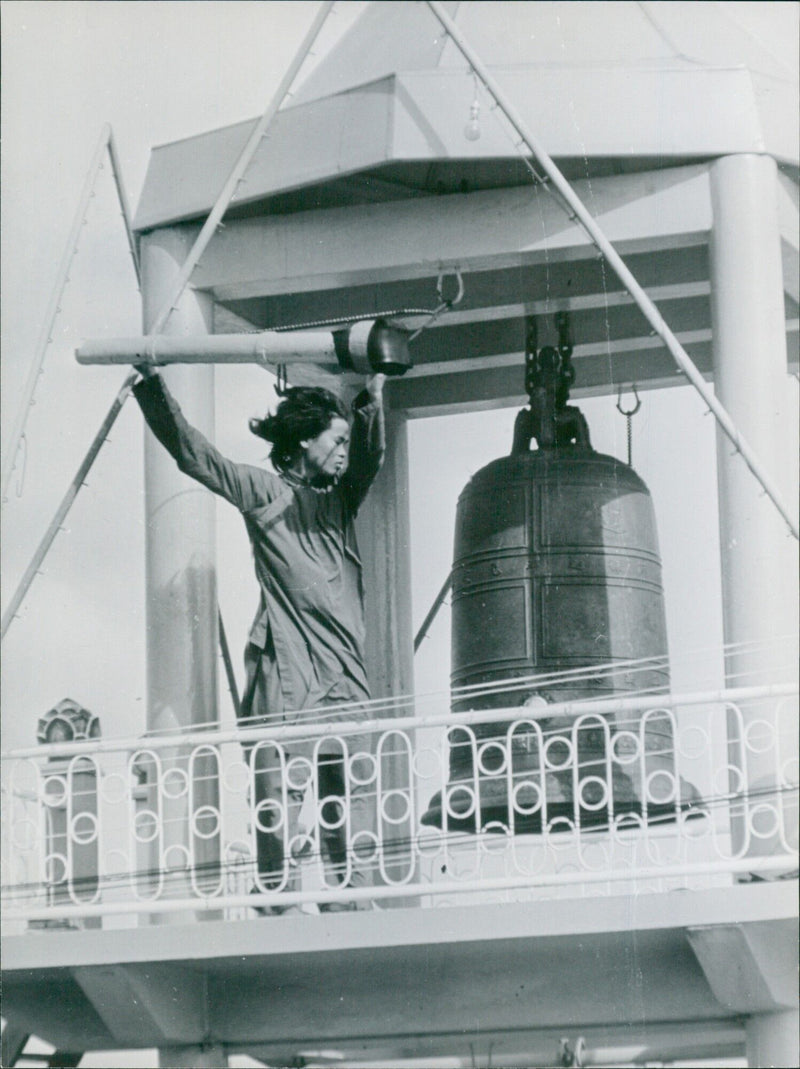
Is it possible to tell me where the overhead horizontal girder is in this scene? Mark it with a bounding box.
[215,244,712,332]
[386,335,716,417]
[117,161,800,416]
[190,165,715,300]
[407,294,710,366]
[390,323,797,418]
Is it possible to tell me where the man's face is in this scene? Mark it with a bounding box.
[302,417,350,479]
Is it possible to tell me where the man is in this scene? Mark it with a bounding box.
[133,366,385,912]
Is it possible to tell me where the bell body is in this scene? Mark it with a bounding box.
[422,445,698,833]
[451,447,668,706]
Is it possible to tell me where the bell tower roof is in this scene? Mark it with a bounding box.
[134,1,798,232]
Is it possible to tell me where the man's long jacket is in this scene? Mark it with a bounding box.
[133,374,384,715]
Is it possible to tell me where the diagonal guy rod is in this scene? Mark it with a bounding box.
[2,5,333,649]
[107,126,142,289]
[1,125,113,503]
[1,123,147,641]
[1,120,145,642]
[217,610,241,716]
[426,0,798,541]
[1,376,136,640]
[414,572,452,653]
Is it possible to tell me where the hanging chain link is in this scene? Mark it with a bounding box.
[616,384,641,466]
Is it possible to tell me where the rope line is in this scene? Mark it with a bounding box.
[2,638,794,757]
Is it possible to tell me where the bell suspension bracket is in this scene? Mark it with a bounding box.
[512,311,591,453]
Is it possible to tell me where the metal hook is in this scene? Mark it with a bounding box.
[558,1037,586,1067]
[617,384,641,466]
[275,364,289,396]
[436,269,465,308]
[616,383,641,416]
[408,271,465,343]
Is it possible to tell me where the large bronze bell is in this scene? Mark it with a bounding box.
[422,317,700,834]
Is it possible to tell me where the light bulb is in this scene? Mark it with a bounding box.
[463,100,481,142]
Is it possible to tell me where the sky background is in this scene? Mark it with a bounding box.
[2,0,797,762]
[1,4,797,1068]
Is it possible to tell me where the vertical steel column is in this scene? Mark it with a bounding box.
[746,1010,800,1069]
[140,227,220,916]
[158,1044,227,1068]
[709,154,799,859]
[355,410,417,900]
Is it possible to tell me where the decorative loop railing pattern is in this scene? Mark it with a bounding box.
[2,686,797,928]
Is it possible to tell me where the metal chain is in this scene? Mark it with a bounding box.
[264,307,437,333]
[616,384,641,466]
[249,273,465,338]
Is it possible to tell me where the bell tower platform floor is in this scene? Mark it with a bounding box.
[1,879,795,1066]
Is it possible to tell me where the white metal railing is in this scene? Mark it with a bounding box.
[1,685,797,929]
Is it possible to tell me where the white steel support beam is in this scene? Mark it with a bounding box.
[355,411,418,900]
[72,963,208,1046]
[3,883,794,1063]
[140,228,220,917]
[687,923,798,1013]
[158,1045,227,1068]
[746,1010,800,1069]
[709,154,800,859]
[216,245,714,333]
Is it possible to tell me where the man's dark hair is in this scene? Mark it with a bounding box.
[249,386,349,473]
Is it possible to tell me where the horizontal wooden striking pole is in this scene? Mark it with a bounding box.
[76,331,340,367]
[77,318,413,376]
